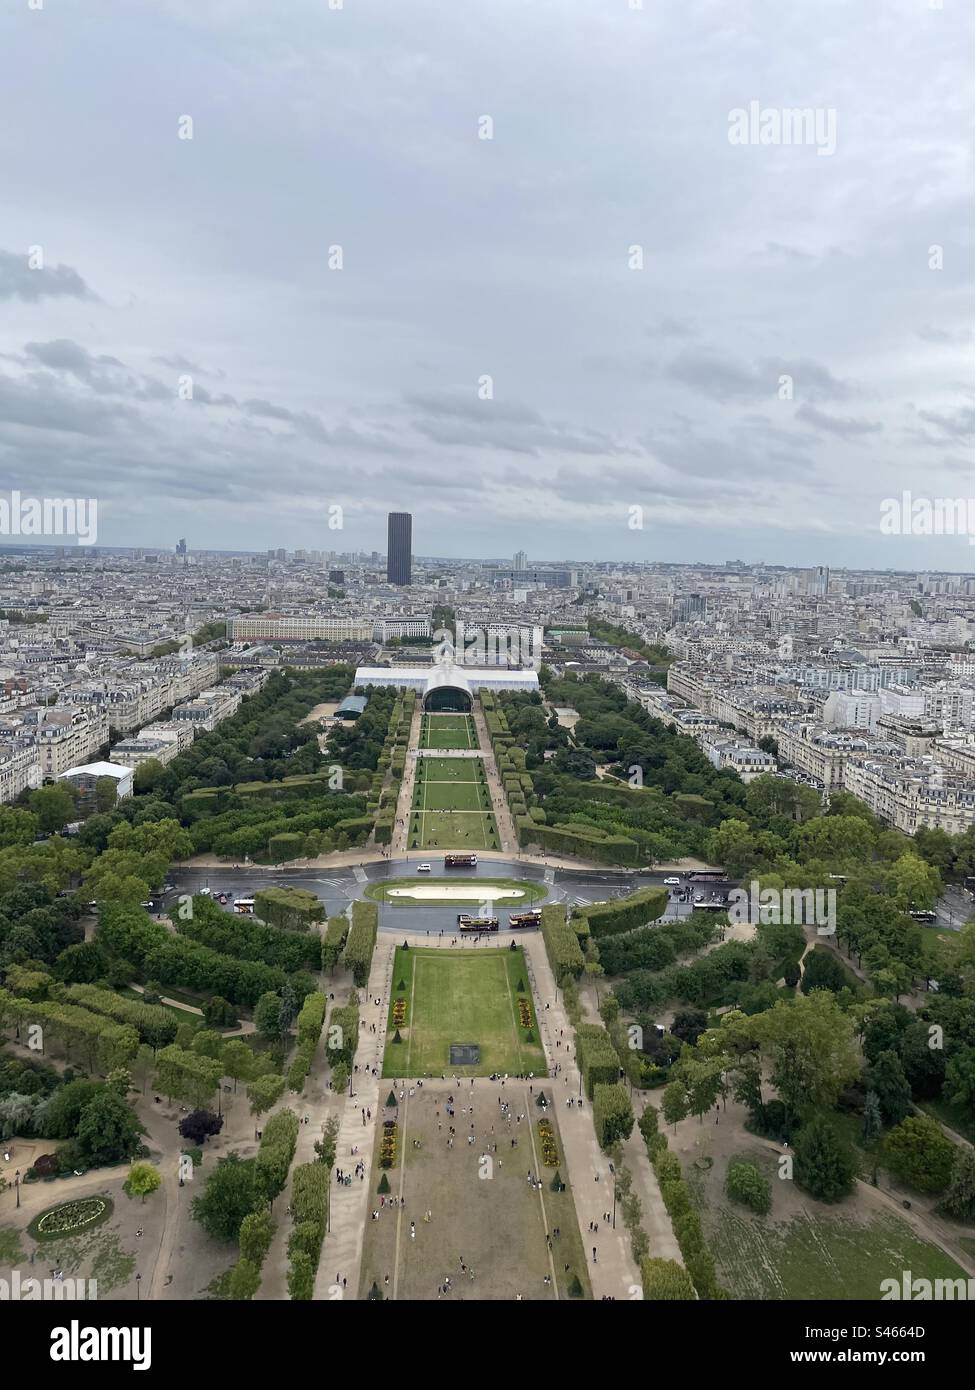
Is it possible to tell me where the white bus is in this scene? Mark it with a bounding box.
[234,898,256,915]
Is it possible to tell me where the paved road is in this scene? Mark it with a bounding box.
[168,858,694,935]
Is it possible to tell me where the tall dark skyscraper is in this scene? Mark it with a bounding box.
[387,512,412,585]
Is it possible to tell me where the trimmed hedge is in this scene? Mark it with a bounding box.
[540,903,584,981]
[576,1023,620,1100]
[517,820,640,865]
[592,1082,635,1149]
[321,915,349,973]
[573,886,668,939]
[343,900,378,987]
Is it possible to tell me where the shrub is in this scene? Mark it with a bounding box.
[725,1159,771,1214]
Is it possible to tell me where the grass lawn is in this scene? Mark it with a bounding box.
[416,756,483,781]
[422,715,476,750]
[410,809,499,850]
[382,946,547,1077]
[688,1144,969,1299]
[415,780,490,812]
[365,876,546,907]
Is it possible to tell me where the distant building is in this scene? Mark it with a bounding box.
[229,613,372,642]
[336,695,368,720]
[59,761,134,803]
[387,513,412,586]
[354,660,539,712]
[374,616,431,642]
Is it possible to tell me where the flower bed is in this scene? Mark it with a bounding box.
[518,998,533,1029]
[29,1195,113,1242]
[392,998,407,1028]
[537,1118,559,1167]
[380,1119,398,1169]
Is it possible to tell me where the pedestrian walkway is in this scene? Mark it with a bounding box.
[313,938,394,1299]
[472,703,519,855]
[519,935,642,1299]
[576,978,682,1268]
[390,704,424,857]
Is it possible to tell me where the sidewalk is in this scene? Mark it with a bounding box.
[520,934,641,1298]
[313,937,394,1299]
[576,979,682,1266]
[472,702,519,856]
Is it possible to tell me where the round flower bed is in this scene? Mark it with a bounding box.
[28,1196,113,1242]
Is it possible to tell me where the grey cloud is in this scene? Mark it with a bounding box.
[795,404,883,438]
[0,249,93,302]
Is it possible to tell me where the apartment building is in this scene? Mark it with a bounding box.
[230,613,372,642]
[373,616,432,642]
[842,755,975,835]
[171,687,242,734]
[36,707,110,778]
[702,736,776,782]
[110,735,181,769]
[0,739,41,803]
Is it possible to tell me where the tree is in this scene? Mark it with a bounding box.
[191,1029,225,1062]
[729,992,859,1122]
[29,783,77,834]
[670,1008,708,1047]
[179,1109,224,1145]
[133,759,166,795]
[793,1115,857,1203]
[883,1117,955,1193]
[887,853,941,913]
[944,1045,975,1112]
[254,992,284,1040]
[247,1074,286,1136]
[94,777,119,814]
[678,1059,723,1123]
[227,1258,261,1300]
[239,1209,276,1266]
[287,1250,315,1300]
[221,1039,255,1093]
[75,1089,143,1166]
[191,1153,261,1242]
[800,948,852,995]
[938,1148,975,1222]
[203,995,238,1029]
[661,1080,689,1133]
[861,1092,882,1150]
[124,1162,162,1203]
[866,1050,913,1126]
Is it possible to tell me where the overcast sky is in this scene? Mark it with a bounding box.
[2,0,974,568]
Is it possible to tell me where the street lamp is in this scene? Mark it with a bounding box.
[14,1170,20,1208]
[135,1273,142,1302]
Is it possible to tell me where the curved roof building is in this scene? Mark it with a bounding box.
[353,660,539,712]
